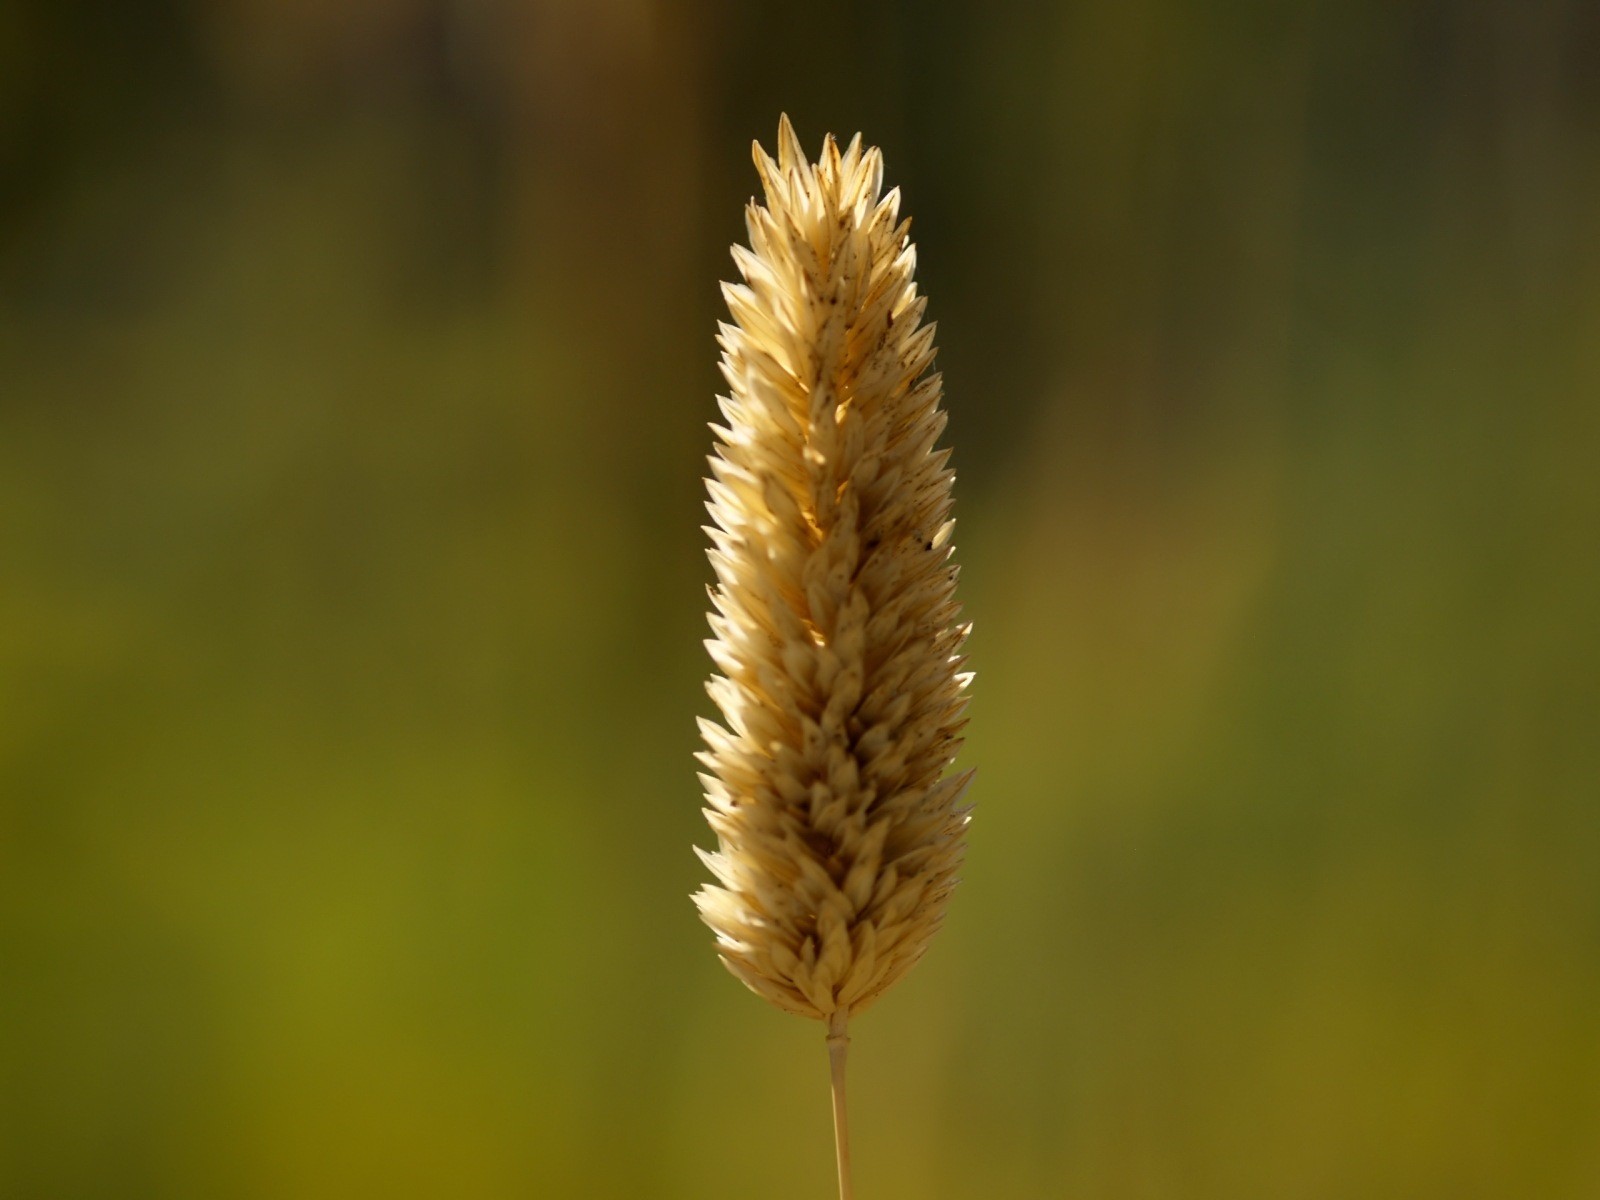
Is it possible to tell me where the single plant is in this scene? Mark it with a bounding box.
[694,115,973,1200]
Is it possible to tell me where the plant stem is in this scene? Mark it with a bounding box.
[827,1008,854,1200]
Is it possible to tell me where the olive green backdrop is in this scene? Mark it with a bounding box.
[3,2,1598,1197]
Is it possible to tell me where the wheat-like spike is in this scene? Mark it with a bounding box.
[694,116,974,1194]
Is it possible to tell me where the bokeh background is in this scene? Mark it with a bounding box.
[4,1,1599,1197]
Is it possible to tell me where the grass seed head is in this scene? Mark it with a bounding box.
[694,116,974,1023]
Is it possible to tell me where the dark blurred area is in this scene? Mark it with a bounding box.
[2,2,1598,1196]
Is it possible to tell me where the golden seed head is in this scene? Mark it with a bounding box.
[693,116,973,1021]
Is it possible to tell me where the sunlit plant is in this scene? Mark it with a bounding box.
[693,115,974,1200]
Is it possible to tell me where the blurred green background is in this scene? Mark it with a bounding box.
[3,1,1598,1197]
